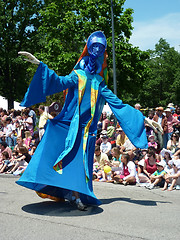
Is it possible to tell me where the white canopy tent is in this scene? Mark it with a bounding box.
[0,96,25,111]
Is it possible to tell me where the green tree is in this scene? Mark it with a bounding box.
[33,0,149,106]
[139,38,180,108]
[0,0,42,109]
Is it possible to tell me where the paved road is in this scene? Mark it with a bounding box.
[0,175,179,240]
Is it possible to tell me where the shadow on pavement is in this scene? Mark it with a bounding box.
[100,197,171,206]
[22,200,103,217]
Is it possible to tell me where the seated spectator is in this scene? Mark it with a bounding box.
[23,131,32,150]
[145,161,166,189]
[0,141,12,165]
[116,127,128,148]
[111,147,121,167]
[138,147,158,183]
[14,121,24,138]
[120,137,136,161]
[0,151,10,173]
[31,131,40,147]
[111,153,137,185]
[7,146,31,174]
[93,145,110,181]
[29,143,37,156]
[100,135,112,158]
[160,148,173,174]
[167,133,179,154]
[14,136,27,153]
[162,160,180,191]
[148,135,158,149]
[96,129,108,146]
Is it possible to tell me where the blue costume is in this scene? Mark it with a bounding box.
[16,31,148,205]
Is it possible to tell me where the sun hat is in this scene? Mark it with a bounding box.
[156,107,164,111]
[156,161,166,168]
[164,108,171,112]
[173,160,180,169]
[160,148,173,158]
[101,130,107,135]
[148,135,155,140]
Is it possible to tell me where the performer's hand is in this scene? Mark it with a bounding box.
[18,51,40,65]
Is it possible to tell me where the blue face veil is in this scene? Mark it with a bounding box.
[79,31,107,74]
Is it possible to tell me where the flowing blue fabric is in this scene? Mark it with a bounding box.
[17,62,148,205]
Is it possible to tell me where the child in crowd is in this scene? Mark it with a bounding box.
[162,160,180,191]
[100,135,111,157]
[111,147,121,167]
[111,153,137,185]
[146,161,166,189]
[93,159,100,180]
[0,151,10,173]
[7,146,31,174]
[148,135,157,149]
[23,131,32,150]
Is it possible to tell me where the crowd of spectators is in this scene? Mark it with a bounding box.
[93,103,180,191]
[0,102,180,191]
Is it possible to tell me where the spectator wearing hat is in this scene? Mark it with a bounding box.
[116,127,128,148]
[96,129,110,146]
[153,107,167,150]
[146,161,167,190]
[160,148,173,167]
[100,134,111,158]
[167,103,175,114]
[163,160,180,191]
[163,108,180,149]
[148,135,158,149]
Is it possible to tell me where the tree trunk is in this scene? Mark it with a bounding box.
[8,98,14,110]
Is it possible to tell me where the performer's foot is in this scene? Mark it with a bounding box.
[77,201,87,211]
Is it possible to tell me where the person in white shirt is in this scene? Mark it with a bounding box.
[4,117,15,147]
[112,153,137,185]
[100,135,111,158]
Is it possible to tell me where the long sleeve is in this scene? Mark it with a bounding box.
[20,62,78,107]
[100,85,148,149]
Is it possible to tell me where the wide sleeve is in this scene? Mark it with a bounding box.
[20,62,78,107]
[100,85,148,149]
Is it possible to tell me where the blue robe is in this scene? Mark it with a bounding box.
[16,62,148,205]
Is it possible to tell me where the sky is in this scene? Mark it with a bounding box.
[123,0,180,51]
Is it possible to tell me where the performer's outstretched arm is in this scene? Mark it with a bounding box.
[100,85,148,149]
[18,52,78,107]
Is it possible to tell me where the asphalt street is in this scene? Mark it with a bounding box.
[0,174,179,240]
